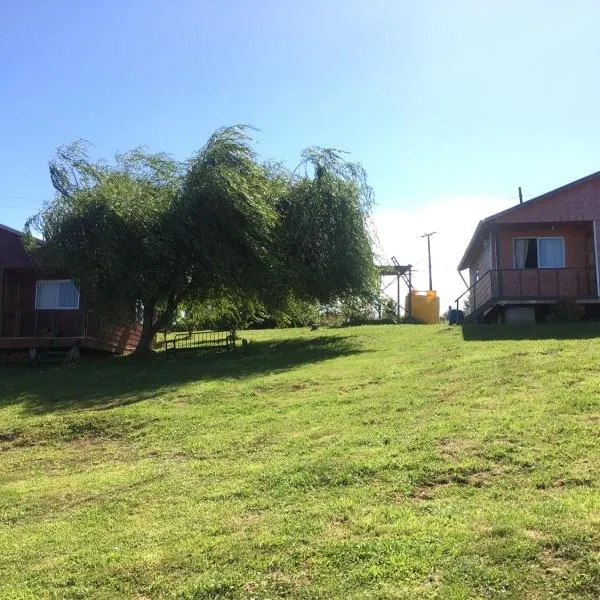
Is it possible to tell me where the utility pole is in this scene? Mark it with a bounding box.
[421,232,437,291]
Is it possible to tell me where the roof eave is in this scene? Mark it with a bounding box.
[458,220,487,271]
[0,223,23,236]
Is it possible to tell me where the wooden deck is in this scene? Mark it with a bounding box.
[0,309,142,355]
[0,335,138,354]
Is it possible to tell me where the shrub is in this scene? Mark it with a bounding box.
[545,300,585,323]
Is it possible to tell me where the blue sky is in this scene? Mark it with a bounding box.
[2,1,600,304]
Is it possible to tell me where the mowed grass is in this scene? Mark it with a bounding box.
[0,324,598,599]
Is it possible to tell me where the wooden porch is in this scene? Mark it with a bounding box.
[0,309,141,354]
[456,267,599,322]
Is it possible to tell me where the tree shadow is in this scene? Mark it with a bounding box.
[0,334,362,415]
[461,322,600,341]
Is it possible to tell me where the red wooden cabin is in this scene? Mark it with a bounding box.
[458,171,600,323]
[0,224,141,354]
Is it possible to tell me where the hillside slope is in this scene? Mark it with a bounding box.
[0,325,598,599]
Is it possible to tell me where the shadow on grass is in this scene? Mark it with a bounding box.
[0,334,361,415]
[462,322,600,341]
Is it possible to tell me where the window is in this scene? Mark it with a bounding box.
[35,280,80,310]
[513,237,565,269]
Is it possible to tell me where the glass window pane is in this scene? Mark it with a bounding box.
[36,281,59,309]
[57,281,80,309]
[538,238,565,268]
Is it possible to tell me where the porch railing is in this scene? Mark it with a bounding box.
[0,309,88,338]
[455,267,597,317]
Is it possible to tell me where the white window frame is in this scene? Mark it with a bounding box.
[35,279,80,310]
[513,236,566,269]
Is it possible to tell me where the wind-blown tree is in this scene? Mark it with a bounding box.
[177,148,377,332]
[270,147,377,307]
[26,128,278,354]
[25,142,187,353]
[26,126,376,355]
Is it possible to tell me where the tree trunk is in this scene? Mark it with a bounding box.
[134,304,158,356]
[132,299,179,356]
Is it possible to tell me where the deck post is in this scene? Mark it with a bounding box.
[519,270,523,297]
[494,229,502,297]
[594,221,600,297]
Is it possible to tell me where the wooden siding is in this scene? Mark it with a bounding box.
[469,234,493,308]
[496,224,591,271]
[86,313,142,353]
[0,227,32,269]
[495,176,600,225]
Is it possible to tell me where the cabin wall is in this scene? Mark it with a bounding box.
[497,225,589,270]
[468,234,493,309]
[86,313,142,353]
[495,176,600,224]
[0,227,31,269]
[496,224,595,298]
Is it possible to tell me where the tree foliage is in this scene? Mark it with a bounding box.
[26,126,376,354]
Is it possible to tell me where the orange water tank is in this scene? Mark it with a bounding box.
[406,290,440,324]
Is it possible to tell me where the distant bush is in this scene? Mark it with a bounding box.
[338,317,397,327]
[545,300,585,323]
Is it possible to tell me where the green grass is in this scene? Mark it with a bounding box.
[0,324,599,599]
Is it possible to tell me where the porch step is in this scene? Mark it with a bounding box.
[35,346,80,365]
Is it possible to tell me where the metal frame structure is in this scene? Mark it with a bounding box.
[377,258,413,319]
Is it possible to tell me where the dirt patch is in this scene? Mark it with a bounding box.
[523,528,547,542]
[326,515,352,539]
[436,438,474,460]
[244,568,311,595]
[536,477,593,490]
[67,436,103,449]
[406,481,452,501]
[538,548,572,574]
[407,464,507,501]
[466,471,493,487]
[234,509,263,530]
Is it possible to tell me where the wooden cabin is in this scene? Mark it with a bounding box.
[457,171,600,323]
[0,224,141,355]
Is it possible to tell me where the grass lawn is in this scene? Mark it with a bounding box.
[0,324,599,599]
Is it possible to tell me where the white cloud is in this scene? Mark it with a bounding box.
[372,196,515,312]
